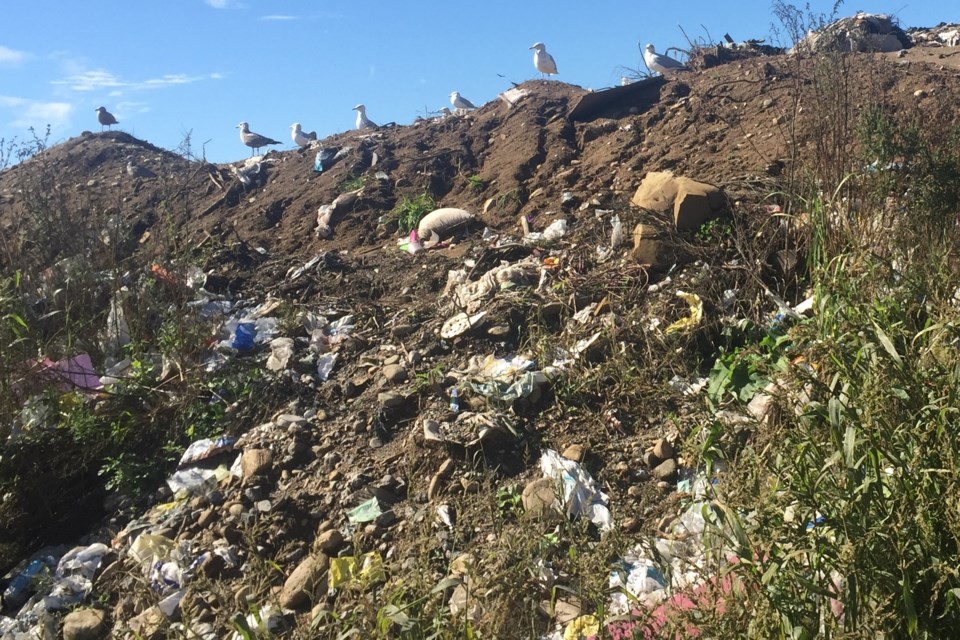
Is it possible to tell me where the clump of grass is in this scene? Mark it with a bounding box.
[341,173,365,191]
[389,192,436,233]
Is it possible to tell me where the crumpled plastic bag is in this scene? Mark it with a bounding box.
[665,290,703,334]
[329,553,386,589]
[539,449,611,530]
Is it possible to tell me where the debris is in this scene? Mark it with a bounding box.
[328,553,385,589]
[631,171,727,231]
[417,207,474,240]
[539,449,612,530]
[524,219,568,246]
[665,291,703,334]
[347,498,382,524]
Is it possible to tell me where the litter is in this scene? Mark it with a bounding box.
[230,604,282,640]
[266,338,294,371]
[178,436,236,467]
[417,207,474,240]
[445,258,540,313]
[30,354,102,392]
[665,291,703,334]
[539,449,612,530]
[440,311,487,339]
[230,322,257,351]
[316,353,338,381]
[329,553,386,590]
[346,498,382,524]
[524,219,568,246]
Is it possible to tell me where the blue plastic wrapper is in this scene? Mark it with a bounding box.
[232,322,257,351]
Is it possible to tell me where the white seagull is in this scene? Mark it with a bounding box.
[236,122,281,156]
[352,104,378,130]
[290,123,317,147]
[95,106,118,131]
[438,107,453,118]
[529,42,558,78]
[643,44,689,76]
[450,91,477,114]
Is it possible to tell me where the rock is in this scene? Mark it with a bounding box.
[280,555,330,610]
[316,529,344,553]
[914,89,928,98]
[428,473,445,500]
[234,585,252,608]
[460,478,480,493]
[521,478,556,517]
[487,324,511,338]
[392,323,417,337]
[368,436,383,449]
[437,459,457,478]
[199,553,225,579]
[561,444,586,462]
[383,355,401,366]
[128,606,164,640]
[631,171,678,211]
[642,451,660,468]
[227,502,245,517]
[276,413,308,427]
[63,608,107,640]
[196,508,217,529]
[382,364,407,383]
[422,419,443,445]
[240,449,273,480]
[653,438,675,461]
[627,485,643,499]
[623,516,642,533]
[378,391,405,408]
[652,458,678,481]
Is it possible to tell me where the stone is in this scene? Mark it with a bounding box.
[627,485,643,499]
[196,508,217,529]
[383,355,401,366]
[427,473,445,500]
[275,414,307,427]
[422,419,443,445]
[642,451,660,468]
[199,553,225,579]
[63,608,107,640]
[437,459,457,478]
[240,449,273,480]
[487,324,511,338]
[623,516,642,533]
[378,391,405,408]
[382,364,407,383]
[368,436,383,449]
[316,529,344,553]
[561,444,586,462]
[234,585,252,608]
[228,503,245,517]
[280,555,330,610]
[460,478,480,493]
[652,438,675,461]
[522,478,557,517]
[652,458,678,481]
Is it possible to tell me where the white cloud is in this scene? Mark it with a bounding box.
[53,69,213,92]
[114,101,150,116]
[0,45,26,66]
[260,14,297,21]
[0,96,72,131]
[205,0,229,7]
[209,72,224,80]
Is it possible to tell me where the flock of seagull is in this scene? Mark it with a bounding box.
[94,41,689,158]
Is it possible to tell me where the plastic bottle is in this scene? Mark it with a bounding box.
[449,388,459,413]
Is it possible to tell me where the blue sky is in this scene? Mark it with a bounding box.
[0,1,951,164]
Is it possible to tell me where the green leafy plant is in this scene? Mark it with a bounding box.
[389,192,436,233]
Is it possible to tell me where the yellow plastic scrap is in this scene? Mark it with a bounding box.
[329,552,386,589]
[563,614,600,640]
[665,290,703,334]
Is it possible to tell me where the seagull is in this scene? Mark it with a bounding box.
[290,123,317,147]
[529,43,558,78]
[438,107,453,118]
[127,158,157,179]
[95,107,118,131]
[236,122,281,156]
[643,44,689,76]
[450,91,477,115]
[352,104,378,130]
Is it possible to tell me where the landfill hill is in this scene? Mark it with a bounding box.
[2,28,960,640]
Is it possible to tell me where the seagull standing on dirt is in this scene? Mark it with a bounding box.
[438,107,453,118]
[95,107,118,131]
[126,158,157,179]
[290,123,317,147]
[529,42,558,78]
[236,122,281,156]
[352,104,378,130]
[450,91,477,115]
[643,44,689,75]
